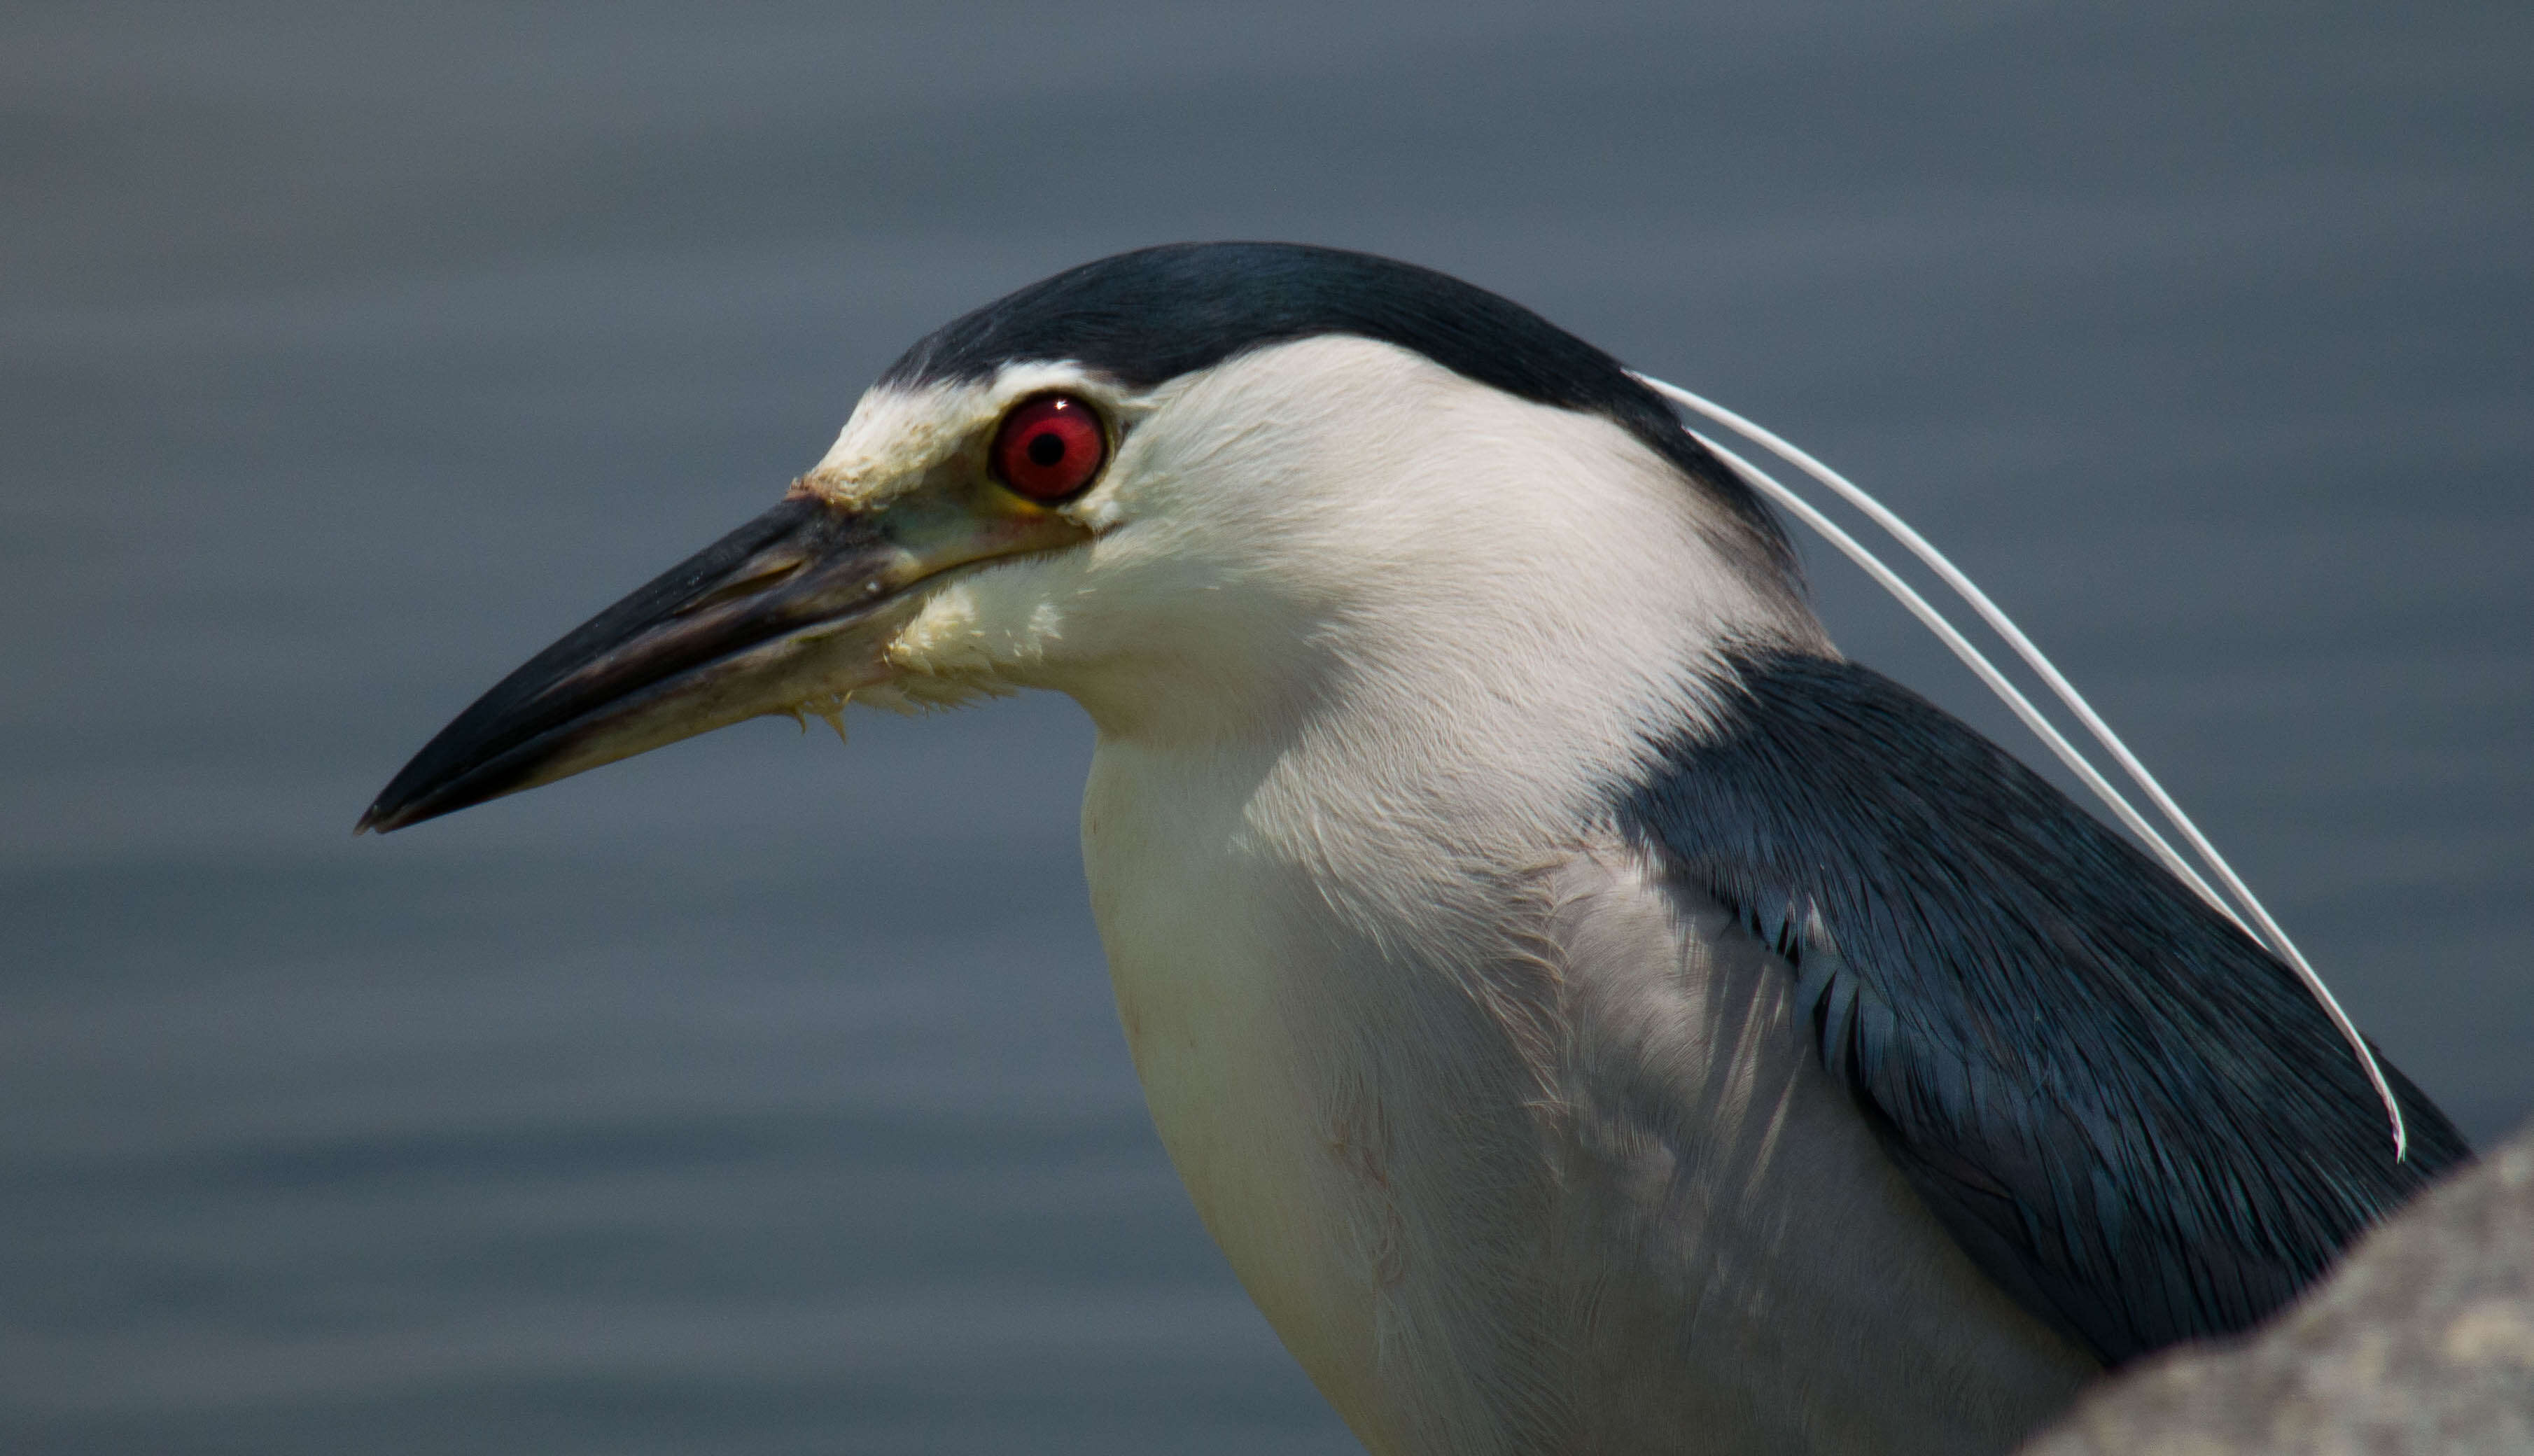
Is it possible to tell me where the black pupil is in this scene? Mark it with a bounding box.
[1026,430,1067,468]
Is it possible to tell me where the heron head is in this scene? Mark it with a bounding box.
[360,244,1806,833]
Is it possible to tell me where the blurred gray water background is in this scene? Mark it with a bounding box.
[4,4,2529,1452]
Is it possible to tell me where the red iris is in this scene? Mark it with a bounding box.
[990,393,1107,502]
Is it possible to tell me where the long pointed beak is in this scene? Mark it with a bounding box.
[359,485,1084,834]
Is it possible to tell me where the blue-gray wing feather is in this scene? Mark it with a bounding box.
[1618,648,2468,1365]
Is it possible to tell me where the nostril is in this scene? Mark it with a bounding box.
[675,559,804,616]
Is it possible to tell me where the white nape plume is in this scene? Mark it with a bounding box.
[1631,372,2406,1161]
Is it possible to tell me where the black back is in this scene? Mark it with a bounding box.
[1624,647,2470,1365]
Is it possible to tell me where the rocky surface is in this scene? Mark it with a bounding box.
[2024,1122,2534,1455]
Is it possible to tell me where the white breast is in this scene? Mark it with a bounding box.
[1081,736,1408,1451]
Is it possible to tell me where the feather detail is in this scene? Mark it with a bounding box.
[1621,646,2468,1363]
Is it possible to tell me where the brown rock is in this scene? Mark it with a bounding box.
[2023,1122,2534,1455]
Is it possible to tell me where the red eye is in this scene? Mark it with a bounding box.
[990,393,1107,502]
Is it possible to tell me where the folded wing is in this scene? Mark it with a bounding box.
[1621,648,2468,1364]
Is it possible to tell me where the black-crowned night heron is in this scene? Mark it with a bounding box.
[361,243,2468,1455]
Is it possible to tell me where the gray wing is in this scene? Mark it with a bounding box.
[1617,648,2468,1365]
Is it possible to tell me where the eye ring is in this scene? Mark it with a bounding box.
[989,393,1108,503]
